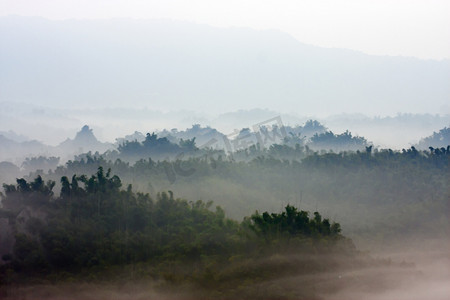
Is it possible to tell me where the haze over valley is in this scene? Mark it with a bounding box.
[1,2,449,299]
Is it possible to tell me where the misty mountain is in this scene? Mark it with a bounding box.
[58,125,113,154]
[319,113,450,148]
[1,16,449,116]
[0,125,113,164]
[118,121,368,157]
[0,130,30,143]
[0,134,50,162]
[2,117,448,164]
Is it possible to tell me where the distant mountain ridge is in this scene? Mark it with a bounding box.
[59,125,112,154]
[0,125,113,163]
[1,121,449,178]
[1,16,449,116]
[0,134,49,161]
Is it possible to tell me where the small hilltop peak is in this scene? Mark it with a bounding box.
[58,125,112,154]
[74,125,97,145]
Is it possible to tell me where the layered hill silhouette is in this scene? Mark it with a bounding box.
[58,125,112,154]
[1,16,449,116]
[0,125,112,163]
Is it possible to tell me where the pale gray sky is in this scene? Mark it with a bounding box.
[1,0,449,60]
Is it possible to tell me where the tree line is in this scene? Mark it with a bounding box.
[1,168,353,297]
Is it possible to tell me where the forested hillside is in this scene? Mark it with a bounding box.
[13,143,449,246]
[1,130,448,299]
[1,168,370,299]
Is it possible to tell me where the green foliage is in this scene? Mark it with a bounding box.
[21,156,60,174]
[249,205,341,242]
[309,130,368,151]
[2,175,55,212]
[13,234,48,272]
[117,132,198,159]
[20,145,449,242]
[417,127,450,149]
[1,138,447,299]
[0,169,350,288]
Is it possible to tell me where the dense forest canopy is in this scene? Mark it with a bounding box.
[3,142,448,243]
[0,120,371,163]
[0,129,448,299]
[0,168,361,299]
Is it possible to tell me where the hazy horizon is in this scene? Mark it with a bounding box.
[1,0,449,60]
[1,3,449,299]
[1,16,449,118]
[1,101,449,148]
[1,14,449,151]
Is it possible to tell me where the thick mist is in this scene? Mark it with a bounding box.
[1,103,448,152]
[1,11,449,300]
[3,246,448,300]
[1,140,449,299]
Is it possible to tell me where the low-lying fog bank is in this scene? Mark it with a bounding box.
[322,245,450,300]
[2,244,448,300]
